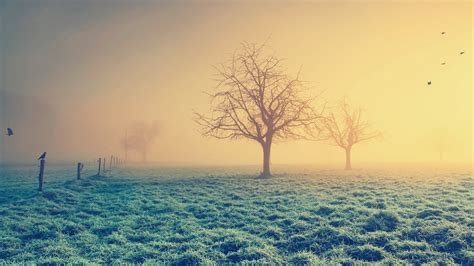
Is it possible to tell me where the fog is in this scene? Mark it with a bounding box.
[0,1,472,167]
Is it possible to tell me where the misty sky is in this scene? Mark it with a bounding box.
[0,0,472,165]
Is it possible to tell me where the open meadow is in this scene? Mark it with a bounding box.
[0,164,472,264]
[1,0,472,264]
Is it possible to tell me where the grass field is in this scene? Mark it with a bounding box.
[0,164,472,264]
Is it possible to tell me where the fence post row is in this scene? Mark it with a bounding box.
[35,155,124,191]
[36,154,123,192]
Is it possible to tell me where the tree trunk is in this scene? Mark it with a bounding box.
[261,138,272,177]
[345,147,352,170]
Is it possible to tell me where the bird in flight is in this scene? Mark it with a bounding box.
[427,81,432,85]
[441,32,446,35]
[38,152,47,160]
[441,62,446,65]
[460,51,465,55]
[6,128,13,136]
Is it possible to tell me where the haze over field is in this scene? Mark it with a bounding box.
[0,1,473,264]
[0,1,472,166]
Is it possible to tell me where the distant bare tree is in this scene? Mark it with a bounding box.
[120,131,130,163]
[323,99,380,170]
[195,42,324,177]
[121,121,159,163]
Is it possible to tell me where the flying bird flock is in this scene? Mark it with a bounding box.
[428,31,465,86]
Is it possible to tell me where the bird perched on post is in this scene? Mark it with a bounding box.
[6,128,13,136]
[38,152,47,160]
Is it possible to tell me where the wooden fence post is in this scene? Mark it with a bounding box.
[77,162,82,180]
[109,155,113,170]
[102,157,106,172]
[38,159,45,191]
[97,158,102,176]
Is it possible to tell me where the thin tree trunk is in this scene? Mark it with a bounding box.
[261,138,272,177]
[345,147,352,170]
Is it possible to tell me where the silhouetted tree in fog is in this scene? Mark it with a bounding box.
[121,121,159,163]
[195,42,324,177]
[120,131,130,162]
[323,99,380,170]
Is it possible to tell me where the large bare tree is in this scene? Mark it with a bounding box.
[195,42,323,177]
[120,121,159,163]
[323,99,380,170]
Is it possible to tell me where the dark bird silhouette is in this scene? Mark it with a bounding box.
[427,81,432,85]
[6,128,13,136]
[441,32,446,34]
[38,152,47,160]
[460,51,465,55]
[441,62,446,65]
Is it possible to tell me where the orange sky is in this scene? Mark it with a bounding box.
[0,1,472,166]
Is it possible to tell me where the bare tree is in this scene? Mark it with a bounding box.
[432,127,449,162]
[121,121,159,163]
[323,99,380,170]
[195,42,323,177]
[120,131,130,163]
